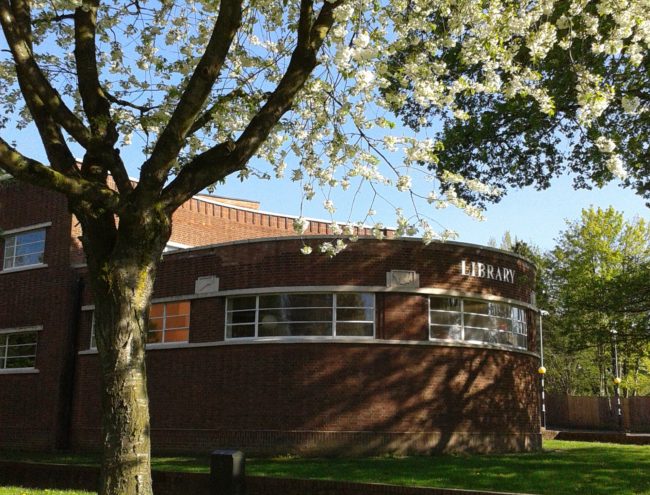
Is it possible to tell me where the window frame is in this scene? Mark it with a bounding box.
[1,223,50,272]
[89,300,191,349]
[428,297,528,350]
[147,301,191,345]
[225,292,376,340]
[0,326,40,371]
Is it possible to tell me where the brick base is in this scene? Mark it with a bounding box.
[70,428,541,456]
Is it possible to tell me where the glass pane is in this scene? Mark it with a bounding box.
[336,322,373,337]
[512,307,527,323]
[464,314,500,330]
[149,304,164,318]
[227,324,255,338]
[17,230,45,244]
[337,293,373,307]
[149,318,164,331]
[166,301,190,315]
[337,308,374,322]
[258,322,292,337]
[487,302,511,318]
[259,307,331,322]
[429,297,460,311]
[227,310,256,324]
[517,334,528,349]
[464,327,487,342]
[164,329,189,343]
[6,356,35,368]
[429,312,462,326]
[8,332,37,346]
[4,244,15,258]
[13,254,38,267]
[430,324,462,340]
[259,293,331,309]
[484,329,500,344]
[463,300,490,315]
[147,330,163,344]
[15,241,44,256]
[498,331,515,346]
[165,315,190,329]
[6,344,36,357]
[285,322,331,336]
[228,297,256,311]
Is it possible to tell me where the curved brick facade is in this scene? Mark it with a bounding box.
[72,238,541,455]
[0,180,541,456]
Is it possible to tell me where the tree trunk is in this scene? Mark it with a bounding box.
[77,206,171,495]
[94,288,153,495]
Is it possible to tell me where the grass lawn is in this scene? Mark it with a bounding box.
[2,440,650,495]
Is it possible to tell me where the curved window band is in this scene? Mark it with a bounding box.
[429,296,528,350]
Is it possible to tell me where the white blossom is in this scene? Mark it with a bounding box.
[606,154,628,180]
[292,217,310,234]
[595,136,617,153]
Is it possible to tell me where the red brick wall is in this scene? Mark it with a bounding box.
[71,342,539,455]
[71,237,539,455]
[168,197,388,247]
[1,180,539,455]
[0,180,76,450]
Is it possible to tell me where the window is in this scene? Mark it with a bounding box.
[1,329,38,369]
[89,300,191,348]
[429,297,528,350]
[226,293,374,339]
[3,228,46,270]
[147,301,190,344]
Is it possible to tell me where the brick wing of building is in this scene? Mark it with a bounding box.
[0,178,541,455]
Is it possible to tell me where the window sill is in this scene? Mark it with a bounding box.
[0,368,39,375]
[80,342,191,355]
[1,263,48,274]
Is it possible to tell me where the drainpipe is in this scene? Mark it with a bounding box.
[55,275,84,450]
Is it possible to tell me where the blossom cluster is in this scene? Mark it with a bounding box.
[2,0,647,256]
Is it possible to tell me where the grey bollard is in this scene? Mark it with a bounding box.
[210,449,246,495]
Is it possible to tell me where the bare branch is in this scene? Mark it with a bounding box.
[138,0,243,197]
[33,12,75,24]
[187,88,246,136]
[0,136,119,210]
[105,91,158,113]
[0,0,92,147]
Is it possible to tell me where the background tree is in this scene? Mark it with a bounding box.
[1,1,647,494]
[544,207,650,396]
[384,0,649,208]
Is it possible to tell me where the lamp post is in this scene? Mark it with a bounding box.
[538,310,549,429]
[610,329,623,430]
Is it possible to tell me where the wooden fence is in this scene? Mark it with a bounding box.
[546,394,650,432]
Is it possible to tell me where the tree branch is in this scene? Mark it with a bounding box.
[73,0,132,194]
[0,0,92,147]
[105,91,158,113]
[74,0,113,140]
[160,0,341,211]
[187,88,246,136]
[137,0,243,197]
[0,136,119,210]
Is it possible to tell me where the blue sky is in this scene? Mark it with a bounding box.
[211,165,648,252]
